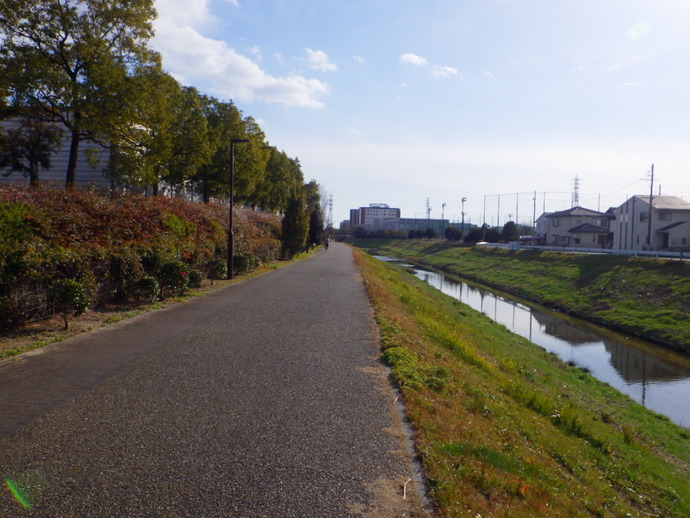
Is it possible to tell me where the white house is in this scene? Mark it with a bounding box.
[611,195,690,251]
[544,206,614,249]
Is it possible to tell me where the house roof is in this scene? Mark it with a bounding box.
[632,195,690,210]
[567,223,610,234]
[547,206,611,218]
[657,221,690,233]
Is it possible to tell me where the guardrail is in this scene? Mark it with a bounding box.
[479,242,686,260]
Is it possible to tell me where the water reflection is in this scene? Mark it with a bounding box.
[411,268,690,428]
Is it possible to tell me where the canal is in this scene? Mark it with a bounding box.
[387,260,690,428]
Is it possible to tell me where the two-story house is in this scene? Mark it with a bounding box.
[544,206,614,249]
[611,195,690,251]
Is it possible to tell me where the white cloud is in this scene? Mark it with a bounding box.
[432,65,459,77]
[400,53,458,78]
[353,55,365,63]
[305,48,338,72]
[400,53,428,66]
[155,0,210,27]
[152,0,328,108]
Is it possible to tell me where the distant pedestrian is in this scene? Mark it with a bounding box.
[324,237,329,250]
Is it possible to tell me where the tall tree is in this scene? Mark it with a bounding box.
[161,86,210,193]
[106,67,179,189]
[251,147,300,213]
[0,0,159,186]
[233,116,269,204]
[281,188,309,259]
[304,180,324,247]
[502,221,519,242]
[193,97,244,202]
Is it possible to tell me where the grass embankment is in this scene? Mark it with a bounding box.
[353,239,690,355]
[353,248,690,517]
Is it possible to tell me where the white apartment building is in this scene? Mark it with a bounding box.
[349,203,401,231]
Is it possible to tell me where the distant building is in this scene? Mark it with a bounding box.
[0,118,110,187]
[349,203,401,231]
[397,218,452,236]
[347,202,471,237]
[611,195,690,251]
[544,206,614,249]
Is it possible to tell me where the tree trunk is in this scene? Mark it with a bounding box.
[29,162,38,187]
[202,179,210,203]
[65,128,80,187]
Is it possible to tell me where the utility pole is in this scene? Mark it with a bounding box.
[482,195,487,240]
[532,190,537,244]
[646,163,654,250]
[497,194,501,228]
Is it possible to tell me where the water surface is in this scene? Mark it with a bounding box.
[380,258,690,428]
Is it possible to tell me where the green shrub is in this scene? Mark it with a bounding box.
[109,250,144,302]
[187,269,203,288]
[158,260,190,299]
[207,258,226,282]
[139,247,166,276]
[234,252,258,274]
[0,294,20,331]
[129,275,159,304]
[47,279,88,330]
[0,201,38,251]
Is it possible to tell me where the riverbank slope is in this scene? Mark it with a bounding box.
[353,247,690,517]
[352,239,690,355]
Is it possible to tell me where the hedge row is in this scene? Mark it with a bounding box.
[0,185,282,332]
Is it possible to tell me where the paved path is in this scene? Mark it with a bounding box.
[0,243,430,517]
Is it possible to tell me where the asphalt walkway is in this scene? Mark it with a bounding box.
[0,243,430,517]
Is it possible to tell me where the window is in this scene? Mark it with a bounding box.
[659,212,671,221]
[640,213,648,223]
[552,218,559,227]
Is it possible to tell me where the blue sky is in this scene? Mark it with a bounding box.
[151,0,690,227]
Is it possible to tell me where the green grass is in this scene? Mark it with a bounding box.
[353,247,690,517]
[353,239,690,354]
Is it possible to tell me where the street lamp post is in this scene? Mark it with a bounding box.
[228,138,249,279]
